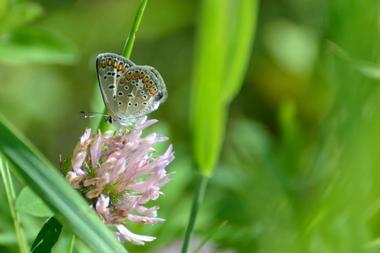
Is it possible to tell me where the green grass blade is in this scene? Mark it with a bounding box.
[0,157,29,253]
[191,0,228,175]
[67,234,76,253]
[0,114,127,253]
[191,0,258,175]
[222,0,259,102]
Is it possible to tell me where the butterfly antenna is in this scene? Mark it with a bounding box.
[80,111,109,119]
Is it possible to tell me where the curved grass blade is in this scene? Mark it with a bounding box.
[0,114,127,253]
[0,157,29,253]
[191,0,258,176]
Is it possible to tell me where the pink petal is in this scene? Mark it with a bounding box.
[115,225,156,245]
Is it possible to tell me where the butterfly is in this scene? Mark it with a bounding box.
[96,53,167,127]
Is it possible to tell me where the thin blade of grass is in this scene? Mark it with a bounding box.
[0,157,29,253]
[193,221,228,253]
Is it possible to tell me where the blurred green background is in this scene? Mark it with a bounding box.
[2,0,380,252]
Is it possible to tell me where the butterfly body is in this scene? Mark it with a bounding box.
[96,53,167,126]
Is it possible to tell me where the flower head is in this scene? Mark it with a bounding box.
[66,116,174,245]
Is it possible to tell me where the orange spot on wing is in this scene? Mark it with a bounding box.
[149,88,158,95]
[126,72,133,80]
[146,81,154,88]
[143,76,150,83]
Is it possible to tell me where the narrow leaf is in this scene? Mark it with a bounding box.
[0,157,29,253]
[191,0,258,175]
[222,0,259,102]
[30,217,62,253]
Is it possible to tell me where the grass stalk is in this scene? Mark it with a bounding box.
[181,174,209,253]
[0,157,29,253]
[67,233,76,253]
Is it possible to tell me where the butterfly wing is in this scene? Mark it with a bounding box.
[96,53,135,119]
[115,65,168,124]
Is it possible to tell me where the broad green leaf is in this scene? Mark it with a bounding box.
[0,29,77,64]
[31,217,62,253]
[191,0,258,175]
[0,114,128,253]
[16,187,53,217]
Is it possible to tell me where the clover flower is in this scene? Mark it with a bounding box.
[65,116,174,245]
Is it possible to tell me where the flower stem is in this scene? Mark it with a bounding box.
[181,174,209,253]
[122,0,149,59]
[97,0,149,131]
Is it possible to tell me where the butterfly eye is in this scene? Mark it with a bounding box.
[118,91,124,96]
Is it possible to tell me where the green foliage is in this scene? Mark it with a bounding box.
[16,187,53,218]
[0,157,29,253]
[30,217,62,253]
[0,29,77,64]
[191,0,258,175]
[0,1,43,34]
[0,114,127,253]
[2,0,380,252]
